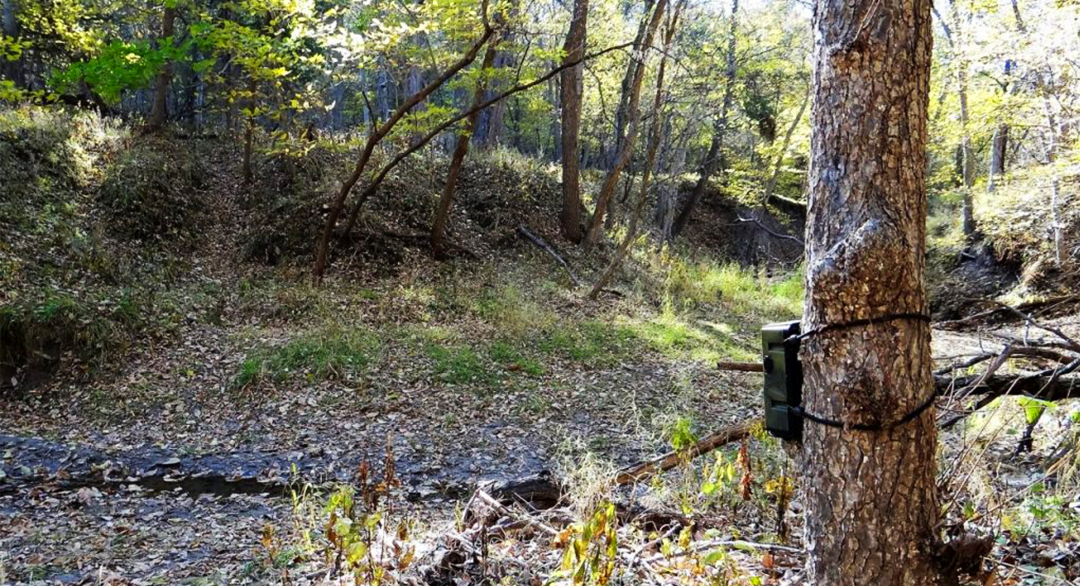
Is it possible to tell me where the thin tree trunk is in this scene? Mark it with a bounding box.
[987,123,1008,191]
[431,35,503,258]
[802,0,945,582]
[559,0,588,243]
[762,85,809,205]
[312,8,494,280]
[147,2,177,130]
[609,0,656,169]
[949,0,977,237]
[1043,97,1065,266]
[242,77,255,183]
[588,0,683,299]
[331,41,637,271]
[671,0,738,238]
[584,0,667,247]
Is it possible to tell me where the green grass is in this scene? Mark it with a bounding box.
[489,340,544,376]
[426,343,492,385]
[539,320,637,366]
[235,327,377,389]
[662,257,802,317]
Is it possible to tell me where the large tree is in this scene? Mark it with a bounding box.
[800,0,943,583]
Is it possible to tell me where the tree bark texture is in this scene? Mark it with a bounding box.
[802,0,943,582]
[559,0,588,243]
[671,0,738,238]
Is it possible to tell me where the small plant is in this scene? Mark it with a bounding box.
[322,445,415,584]
[554,501,620,586]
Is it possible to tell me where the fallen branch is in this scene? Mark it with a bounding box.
[733,215,805,246]
[717,360,1080,401]
[614,420,757,485]
[717,361,763,373]
[516,225,581,286]
[938,295,1080,330]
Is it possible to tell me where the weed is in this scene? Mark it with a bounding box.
[540,320,635,367]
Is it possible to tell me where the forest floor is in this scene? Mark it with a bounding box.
[2,115,1078,585]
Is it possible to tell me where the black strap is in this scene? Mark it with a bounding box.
[792,389,937,431]
[785,311,936,431]
[788,312,932,343]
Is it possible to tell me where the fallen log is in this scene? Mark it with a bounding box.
[937,295,1080,330]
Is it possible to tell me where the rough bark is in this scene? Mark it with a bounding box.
[430,36,502,258]
[802,0,943,582]
[559,0,588,243]
[147,3,177,131]
[671,0,738,238]
[583,0,667,247]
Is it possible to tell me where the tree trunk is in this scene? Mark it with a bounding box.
[1043,96,1065,267]
[242,77,255,184]
[431,36,503,258]
[588,0,683,299]
[987,56,1015,193]
[949,0,977,237]
[312,15,495,280]
[987,123,1008,191]
[802,0,944,582]
[762,85,809,205]
[147,2,177,131]
[584,0,667,247]
[671,0,738,238]
[473,40,516,149]
[559,0,588,243]
[608,0,656,169]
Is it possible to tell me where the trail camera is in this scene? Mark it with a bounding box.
[762,320,803,442]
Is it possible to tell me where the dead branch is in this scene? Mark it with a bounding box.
[717,361,763,372]
[733,215,805,246]
[937,295,1080,331]
[614,420,757,485]
[516,225,581,286]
